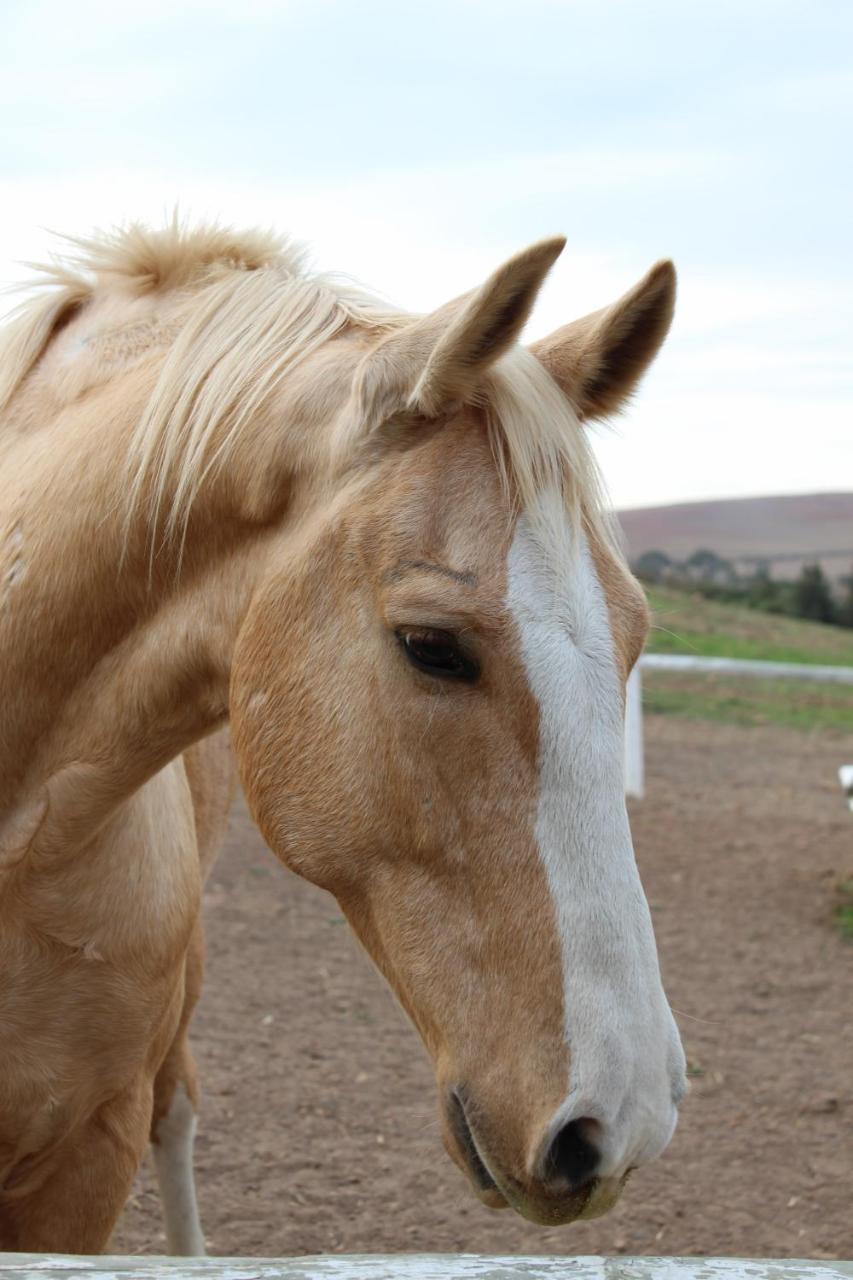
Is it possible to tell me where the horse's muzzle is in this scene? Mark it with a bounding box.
[444,1088,626,1225]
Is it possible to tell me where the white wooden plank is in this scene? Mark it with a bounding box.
[1,1256,852,1280]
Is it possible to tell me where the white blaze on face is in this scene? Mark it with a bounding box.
[506,494,686,1178]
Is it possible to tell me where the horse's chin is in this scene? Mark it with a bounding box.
[476,1174,627,1226]
[474,1186,511,1211]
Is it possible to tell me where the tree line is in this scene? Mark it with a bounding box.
[633,548,853,628]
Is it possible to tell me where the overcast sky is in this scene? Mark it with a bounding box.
[1,0,850,509]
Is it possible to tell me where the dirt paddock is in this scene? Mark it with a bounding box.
[115,717,853,1260]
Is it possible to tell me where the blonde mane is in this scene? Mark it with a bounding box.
[482,349,620,559]
[0,218,620,559]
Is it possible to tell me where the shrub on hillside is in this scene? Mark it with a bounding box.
[633,551,853,630]
[793,563,837,624]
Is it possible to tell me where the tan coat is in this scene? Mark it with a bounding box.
[0,220,682,1251]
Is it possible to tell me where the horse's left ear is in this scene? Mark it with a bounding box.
[354,236,566,431]
[529,260,676,420]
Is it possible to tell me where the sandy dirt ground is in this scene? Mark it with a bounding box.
[114,716,853,1261]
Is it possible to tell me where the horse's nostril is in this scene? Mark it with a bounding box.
[546,1116,601,1191]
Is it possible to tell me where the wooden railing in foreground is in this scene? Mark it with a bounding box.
[3,1257,853,1279]
[624,656,853,800]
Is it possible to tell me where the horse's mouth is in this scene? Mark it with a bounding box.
[447,1090,508,1207]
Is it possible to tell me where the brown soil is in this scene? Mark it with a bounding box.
[113,717,853,1261]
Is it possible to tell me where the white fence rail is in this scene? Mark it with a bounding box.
[640,654,853,686]
[624,654,853,800]
[3,1256,853,1280]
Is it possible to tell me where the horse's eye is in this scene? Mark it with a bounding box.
[397,628,480,682]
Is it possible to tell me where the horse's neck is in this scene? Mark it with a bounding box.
[0,282,364,863]
[0,350,272,862]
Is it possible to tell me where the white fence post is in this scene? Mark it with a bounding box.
[840,764,853,812]
[625,654,853,802]
[625,665,644,800]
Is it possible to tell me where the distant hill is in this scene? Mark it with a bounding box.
[617,492,853,583]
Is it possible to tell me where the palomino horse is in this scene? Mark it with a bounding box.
[0,220,686,1253]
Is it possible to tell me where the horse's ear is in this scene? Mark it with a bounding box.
[356,237,565,427]
[529,260,676,420]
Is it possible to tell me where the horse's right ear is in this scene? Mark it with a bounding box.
[353,237,565,432]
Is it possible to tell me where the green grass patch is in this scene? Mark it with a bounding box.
[645,585,853,667]
[643,672,853,733]
[640,584,853,730]
[835,881,853,943]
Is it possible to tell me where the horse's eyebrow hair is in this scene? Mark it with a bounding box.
[382,559,478,587]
